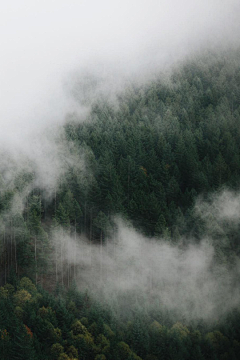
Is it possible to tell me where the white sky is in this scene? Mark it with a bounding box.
[0,0,239,148]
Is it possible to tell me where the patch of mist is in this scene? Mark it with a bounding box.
[196,190,240,225]
[51,190,240,323]
[0,0,239,210]
[0,124,86,212]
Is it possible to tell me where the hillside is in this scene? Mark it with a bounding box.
[1,48,240,359]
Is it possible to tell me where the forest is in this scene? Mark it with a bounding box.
[0,47,240,359]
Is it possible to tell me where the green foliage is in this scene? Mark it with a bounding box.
[13,289,32,306]
[14,306,24,320]
[103,323,115,338]
[0,276,238,360]
[18,277,37,294]
[71,319,88,336]
[1,49,240,360]
[170,322,190,339]
[95,333,110,354]
[66,345,78,358]
[95,355,106,360]
[51,343,64,358]
[0,286,9,299]
[117,341,132,359]
[58,48,240,241]
[3,283,15,295]
[58,353,70,360]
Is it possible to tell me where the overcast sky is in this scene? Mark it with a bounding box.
[0,0,239,148]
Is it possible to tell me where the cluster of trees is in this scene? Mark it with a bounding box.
[62,48,240,255]
[0,47,240,358]
[0,48,240,281]
[64,49,240,238]
[1,276,240,360]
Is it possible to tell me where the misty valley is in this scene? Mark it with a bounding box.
[1,48,240,359]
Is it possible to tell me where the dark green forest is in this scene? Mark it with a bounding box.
[1,48,240,359]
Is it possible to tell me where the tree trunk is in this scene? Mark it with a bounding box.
[10,218,13,267]
[35,236,38,284]
[100,230,103,282]
[14,227,17,276]
[4,227,6,284]
[74,221,76,279]
[55,240,58,284]
[61,228,63,286]
[84,201,87,233]
[89,209,92,267]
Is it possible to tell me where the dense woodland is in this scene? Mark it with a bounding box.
[1,48,240,359]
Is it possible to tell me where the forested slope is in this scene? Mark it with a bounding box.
[1,48,240,359]
[1,276,240,360]
[63,48,240,241]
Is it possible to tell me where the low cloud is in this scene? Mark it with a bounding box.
[52,189,240,322]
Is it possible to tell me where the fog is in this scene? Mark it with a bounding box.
[1,0,240,323]
[1,0,240,139]
[51,189,240,323]
[0,0,239,193]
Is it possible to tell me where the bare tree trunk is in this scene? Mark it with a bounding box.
[39,195,42,286]
[14,227,17,275]
[35,236,38,284]
[84,201,87,233]
[39,195,42,223]
[100,230,103,282]
[89,209,92,267]
[128,161,130,206]
[67,237,70,287]
[74,223,76,280]
[10,218,13,267]
[26,193,29,222]
[4,227,6,284]
[61,229,63,286]
[55,239,58,283]
[55,188,57,215]
[7,232,10,279]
